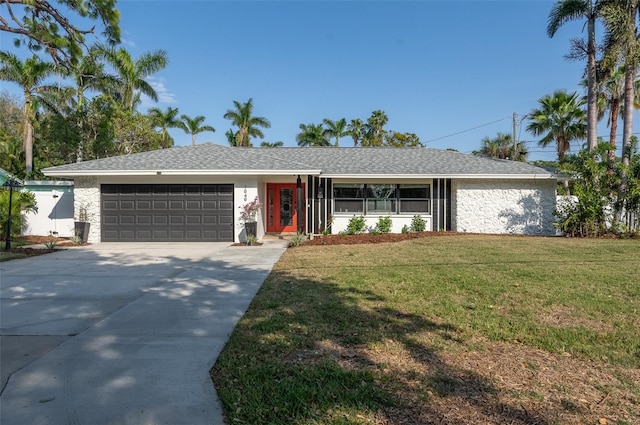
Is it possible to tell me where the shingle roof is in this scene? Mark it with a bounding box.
[42,143,555,178]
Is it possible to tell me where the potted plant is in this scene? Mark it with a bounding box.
[74,203,92,244]
[239,196,262,238]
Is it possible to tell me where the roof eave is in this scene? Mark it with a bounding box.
[321,173,557,179]
[42,169,323,177]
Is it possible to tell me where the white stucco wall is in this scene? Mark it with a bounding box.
[453,179,557,235]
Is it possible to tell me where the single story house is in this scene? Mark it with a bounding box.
[42,143,558,243]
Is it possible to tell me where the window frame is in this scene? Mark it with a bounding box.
[333,183,431,215]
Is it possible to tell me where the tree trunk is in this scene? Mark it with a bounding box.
[623,63,634,167]
[608,99,619,162]
[587,12,598,151]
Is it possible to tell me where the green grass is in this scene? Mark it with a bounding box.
[211,235,640,424]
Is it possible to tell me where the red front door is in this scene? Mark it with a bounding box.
[266,183,304,233]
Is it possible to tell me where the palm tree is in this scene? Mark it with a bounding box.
[260,141,284,147]
[527,90,587,162]
[547,0,599,152]
[177,115,215,145]
[347,118,364,147]
[322,118,348,147]
[296,123,330,147]
[474,132,528,161]
[0,52,58,174]
[223,98,271,147]
[94,44,168,111]
[600,0,640,166]
[225,129,237,146]
[148,107,181,148]
[362,110,388,146]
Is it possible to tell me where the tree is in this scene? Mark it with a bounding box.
[322,118,348,147]
[473,132,528,161]
[362,110,388,146]
[347,118,364,147]
[177,114,215,145]
[548,0,600,152]
[600,0,640,166]
[0,52,59,175]
[296,123,330,147]
[383,131,425,147]
[94,44,168,111]
[527,90,587,163]
[0,92,24,175]
[111,109,164,155]
[225,129,237,146]
[223,98,271,147]
[260,141,284,147]
[148,107,181,148]
[0,0,120,67]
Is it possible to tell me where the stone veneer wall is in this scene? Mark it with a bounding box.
[73,176,101,243]
[453,179,557,235]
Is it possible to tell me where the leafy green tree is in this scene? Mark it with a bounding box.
[548,0,600,151]
[555,141,640,236]
[94,44,168,111]
[527,90,587,163]
[223,98,271,147]
[473,132,527,161]
[322,118,348,147]
[0,52,60,175]
[296,123,330,147]
[347,118,364,147]
[383,131,424,148]
[177,114,215,145]
[260,141,284,147]
[0,92,24,175]
[148,106,181,148]
[0,0,120,67]
[111,109,164,154]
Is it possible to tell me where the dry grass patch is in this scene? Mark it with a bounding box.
[212,235,639,424]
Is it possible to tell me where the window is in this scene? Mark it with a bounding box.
[333,183,430,214]
[399,184,430,213]
[334,184,364,213]
[366,184,396,213]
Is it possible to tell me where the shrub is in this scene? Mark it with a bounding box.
[346,215,367,234]
[410,215,426,232]
[0,189,37,240]
[288,232,306,247]
[375,216,392,234]
[401,225,409,234]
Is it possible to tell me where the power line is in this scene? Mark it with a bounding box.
[424,116,511,143]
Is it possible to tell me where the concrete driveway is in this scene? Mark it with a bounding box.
[0,240,288,425]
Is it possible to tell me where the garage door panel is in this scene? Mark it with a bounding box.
[102,184,234,242]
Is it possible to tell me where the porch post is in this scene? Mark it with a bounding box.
[296,175,304,234]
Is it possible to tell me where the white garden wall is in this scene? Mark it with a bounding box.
[453,179,556,235]
[22,181,75,237]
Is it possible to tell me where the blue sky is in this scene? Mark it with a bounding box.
[3,0,637,160]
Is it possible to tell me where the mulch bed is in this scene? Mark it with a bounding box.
[304,231,458,246]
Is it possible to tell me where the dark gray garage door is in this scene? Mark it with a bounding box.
[101,184,234,242]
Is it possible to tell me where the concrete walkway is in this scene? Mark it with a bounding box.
[0,240,288,425]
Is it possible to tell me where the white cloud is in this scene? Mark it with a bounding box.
[140,76,177,108]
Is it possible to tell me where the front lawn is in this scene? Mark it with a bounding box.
[211,235,640,424]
